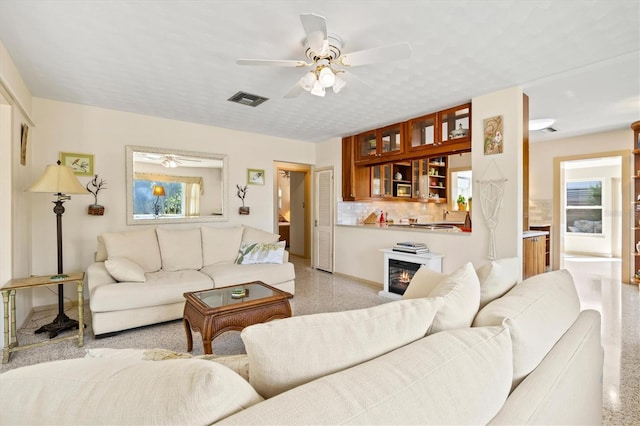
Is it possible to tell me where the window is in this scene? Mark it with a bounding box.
[133,172,203,218]
[565,180,602,234]
[450,169,472,209]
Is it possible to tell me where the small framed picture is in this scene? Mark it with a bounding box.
[247,168,265,185]
[60,152,94,176]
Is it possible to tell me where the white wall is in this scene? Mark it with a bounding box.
[529,129,630,202]
[29,98,316,307]
[1,40,35,348]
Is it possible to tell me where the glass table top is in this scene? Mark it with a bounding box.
[195,282,277,308]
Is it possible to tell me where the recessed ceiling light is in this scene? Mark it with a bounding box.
[529,118,556,131]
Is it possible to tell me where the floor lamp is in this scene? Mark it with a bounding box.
[27,160,89,338]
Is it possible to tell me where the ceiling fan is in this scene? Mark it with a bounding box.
[160,154,202,168]
[236,13,412,97]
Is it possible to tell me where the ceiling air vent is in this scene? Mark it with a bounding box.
[228,91,269,107]
[540,126,558,133]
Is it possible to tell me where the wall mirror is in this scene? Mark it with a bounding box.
[126,145,228,225]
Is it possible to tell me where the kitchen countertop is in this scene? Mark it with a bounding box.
[336,222,470,234]
[522,230,549,238]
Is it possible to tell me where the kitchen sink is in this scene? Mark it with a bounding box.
[388,223,460,230]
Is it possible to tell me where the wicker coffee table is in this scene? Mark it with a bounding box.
[183,281,292,354]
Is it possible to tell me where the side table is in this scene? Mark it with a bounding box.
[2,272,85,363]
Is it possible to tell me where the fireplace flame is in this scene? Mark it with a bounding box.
[400,270,411,283]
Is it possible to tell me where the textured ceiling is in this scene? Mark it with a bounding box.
[0,1,638,143]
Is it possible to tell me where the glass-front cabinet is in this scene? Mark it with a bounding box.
[412,156,447,203]
[371,164,392,197]
[408,113,436,151]
[440,104,470,145]
[355,123,404,163]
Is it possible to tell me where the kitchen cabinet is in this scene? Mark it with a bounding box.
[529,224,551,269]
[355,123,404,164]
[523,234,546,279]
[371,164,393,198]
[407,104,471,155]
[412,156,447,203]
[631,120,640,284]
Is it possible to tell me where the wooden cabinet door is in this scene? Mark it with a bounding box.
[341,136,355,201]
[523,236,546,279]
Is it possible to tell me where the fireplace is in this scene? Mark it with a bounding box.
[380,249,444,300]
[388,259,421,295]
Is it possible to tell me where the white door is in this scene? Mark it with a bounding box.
[314,168,333,272]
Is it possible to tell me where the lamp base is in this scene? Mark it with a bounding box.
[34,312,81,339]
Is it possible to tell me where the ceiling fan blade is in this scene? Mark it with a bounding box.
[236,59,309,67]
[300,13,328,56]
[338,42,412,67]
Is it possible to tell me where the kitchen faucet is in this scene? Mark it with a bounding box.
[442,210,450,220]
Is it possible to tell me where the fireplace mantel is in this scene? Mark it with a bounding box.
[380,249,444,300]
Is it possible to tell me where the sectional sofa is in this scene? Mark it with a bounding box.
[86,225,295,336]
[0,259,603,425]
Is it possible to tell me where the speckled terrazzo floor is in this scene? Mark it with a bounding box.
[1,256,638,425]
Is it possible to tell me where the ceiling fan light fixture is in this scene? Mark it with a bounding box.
[299,72,317,91]
[162,158,178,168]
[529,118,556,131]
[332,74,346,93]
[310,80,325,97]
[318,66,335,87]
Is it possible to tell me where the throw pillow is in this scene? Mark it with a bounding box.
[241,297,443,398]
[242,226,280,244]
[156,228,203,271]
[104,257,146,282]
[473,269,580,389]
[201,226,244,265]
[0,358,263,425]
[476,257,520,309]
[402,262,481,334]
[101,228,162,272]
[402,266,446,299]
[428,262,481,333]
[236,241,285,265]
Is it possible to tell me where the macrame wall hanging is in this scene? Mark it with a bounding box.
[476,160,508,260]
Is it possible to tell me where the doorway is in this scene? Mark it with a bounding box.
[553,153,627,279]
[274,162,311,259]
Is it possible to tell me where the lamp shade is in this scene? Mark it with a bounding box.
[152,185,166,196]
[27,163,88,194]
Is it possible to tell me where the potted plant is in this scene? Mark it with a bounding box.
[86,174,107,215]
[456,194,467,211]
[237,184,249,215]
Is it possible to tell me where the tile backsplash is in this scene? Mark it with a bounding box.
[337,201,468,224]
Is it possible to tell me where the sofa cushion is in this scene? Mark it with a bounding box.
[201,226,244,266]
[104,257,146,282]
[236,241,286,265]
[101,228,162,273]
[89,270,213,312]
[95,235,107,262]
[473,269,580,389]
[156,228,203,271]
[403,262,480,333]
[241,298,443,398]
[242,226,280,244]
[0,358,263,425]
[85,348,250,382]
[221,326,512,425]
[476,257,520,309]
[402,266,446,299]
[200,262,295,288]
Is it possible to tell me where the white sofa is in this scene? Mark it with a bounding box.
[87,225,295,336]
[1,262,603,425]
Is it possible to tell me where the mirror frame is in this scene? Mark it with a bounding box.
[126,145,229,225]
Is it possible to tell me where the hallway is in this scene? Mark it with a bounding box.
[562,255,639,425]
